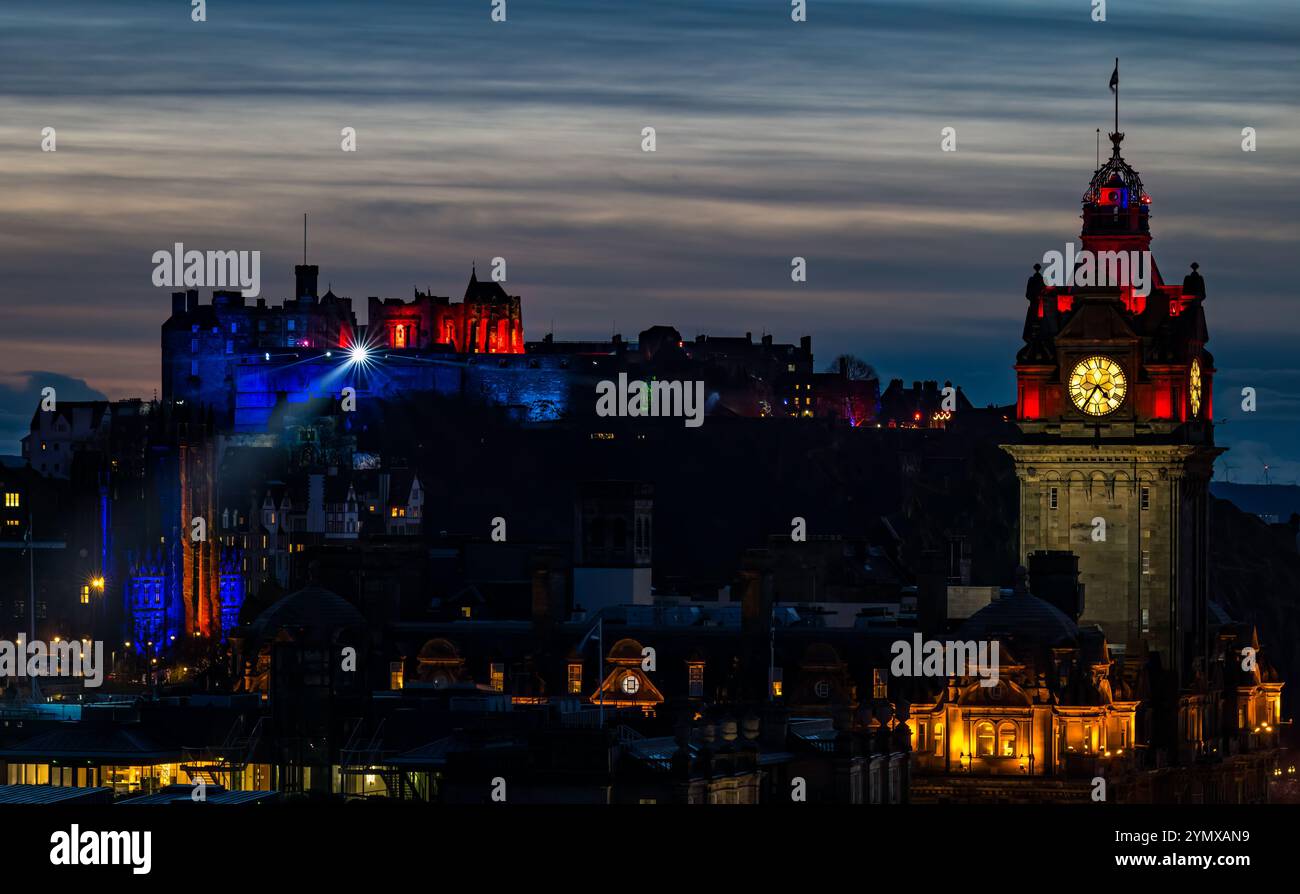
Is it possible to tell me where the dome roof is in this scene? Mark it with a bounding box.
[608,637,644,664]
[1085,133,1146,207]
[249,585,364,637]
[959,589,1078,647]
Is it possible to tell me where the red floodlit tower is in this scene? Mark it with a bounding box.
[1003,126,1220,685]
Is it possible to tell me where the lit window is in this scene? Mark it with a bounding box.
[998,721,1017,757]
[688,663,704,697]
[461,606,472,619]
[3,493,18,508]
[389,662,404,691]
[872,668,888,699]
[621,674,640,695]
[567,663,583,694]
[1049,487,1058,510]
[1140,486,1150,510]
[975,721,995,757]
[1141,550,1151,574]
[80,586,90,605]
[490,663,505,692]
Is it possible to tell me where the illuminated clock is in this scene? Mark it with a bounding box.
[1189,358,1203,418]
[1068,355,1127,416]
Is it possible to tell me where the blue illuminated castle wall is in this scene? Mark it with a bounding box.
[232,352,573,431]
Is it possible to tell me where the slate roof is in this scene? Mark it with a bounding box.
[0,785,113,805]
[0,726,177,762]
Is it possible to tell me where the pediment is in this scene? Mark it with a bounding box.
[1055,297,1138,345]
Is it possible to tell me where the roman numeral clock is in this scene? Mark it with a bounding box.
[1068,354,1128,417]
[1001,132,1221,686]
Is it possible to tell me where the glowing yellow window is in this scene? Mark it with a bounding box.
[4,493,18,508]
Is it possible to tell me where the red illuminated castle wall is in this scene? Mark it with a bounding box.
[368,270,524,354]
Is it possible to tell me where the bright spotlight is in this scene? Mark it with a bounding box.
[348,344,370,364]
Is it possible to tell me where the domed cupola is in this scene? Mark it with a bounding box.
[959,567,1078,649]
[1082,132,1151,241]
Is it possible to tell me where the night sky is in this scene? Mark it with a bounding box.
[1,0,1296,480]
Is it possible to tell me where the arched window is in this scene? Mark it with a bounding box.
[998,721,1017,757]
[975,721,995,757]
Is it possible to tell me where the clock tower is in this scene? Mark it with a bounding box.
[1003,128,1220,683]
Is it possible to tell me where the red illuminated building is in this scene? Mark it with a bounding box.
[368,269,524,354]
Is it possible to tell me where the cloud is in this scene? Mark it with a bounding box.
[0,372,108,456]
[0,0,1296,473]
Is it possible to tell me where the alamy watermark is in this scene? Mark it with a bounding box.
[595,373,705,428]
[1041,242,1151,298]
[890,633,1000,687]
[1,638,105,687]
[151,243,261,297]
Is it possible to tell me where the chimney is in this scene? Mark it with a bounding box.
[171,291,186,317]
[1028,550,1085,621]
[295,264,319,299]
[915,549,948,632]
[799,335,811,355]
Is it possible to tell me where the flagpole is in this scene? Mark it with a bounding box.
[598,616,604,726]
[1114,57,1119,135]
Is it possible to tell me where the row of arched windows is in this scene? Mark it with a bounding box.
[973,720,1019,757]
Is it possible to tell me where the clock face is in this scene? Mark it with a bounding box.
[1189,358,1203,417]
[1068,355,1127,416]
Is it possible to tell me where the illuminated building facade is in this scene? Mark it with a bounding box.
[162,265,358,428]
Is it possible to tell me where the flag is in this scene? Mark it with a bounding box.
[1109,61,1118,94]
